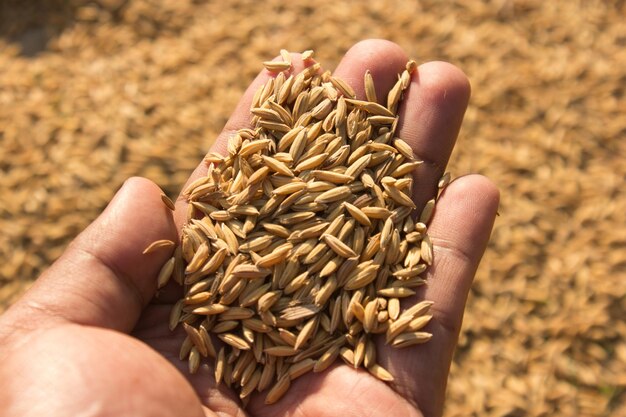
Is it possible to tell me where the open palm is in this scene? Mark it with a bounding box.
[0,40,498,417]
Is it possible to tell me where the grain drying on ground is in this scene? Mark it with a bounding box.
[1,1,626,415]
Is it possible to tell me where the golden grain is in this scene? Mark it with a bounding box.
[329,76,356,98]
[367,363,395,381]
[157,257,175,289]
[263,60,292,72]
[189,347,201,373]
[219,333,252,350]
[160,193,176,210]
[265,375,291,405]
[402,300,434,319]
[185,242,209,274]
[385,315,414,343]
[191,304,229,315]
[322,234,358,258]
[363,300,378,333]
[143,239,176,255]
[212,320,239,333]
[288,358,316,379]
[377,287,416,298]
[421,235,434,265]
[391,331,433,348]
[169,299,184,331]
[407,314,433,332]
[339,347,355,366]
[218,307,255,321]
[364,70,377,103]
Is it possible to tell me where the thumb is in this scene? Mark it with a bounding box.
[1,177,177,335]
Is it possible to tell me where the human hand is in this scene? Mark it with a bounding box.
[0,40,498,417]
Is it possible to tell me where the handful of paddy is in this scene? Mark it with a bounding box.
[146,50,448,405]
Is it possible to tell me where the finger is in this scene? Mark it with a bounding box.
[173,53,310,230]
[397,61,472,209]
[379,175,500,416]
[0,177,178,337]
[332,39,408,103]
[424,176,500,331]
[0,325,209,417]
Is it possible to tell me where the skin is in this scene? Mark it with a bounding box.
[0,39,499,417]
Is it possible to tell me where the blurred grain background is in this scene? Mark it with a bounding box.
[1,0,625,415]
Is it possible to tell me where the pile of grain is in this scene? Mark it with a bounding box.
[158,54,441,403]
[1,1,625,415]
